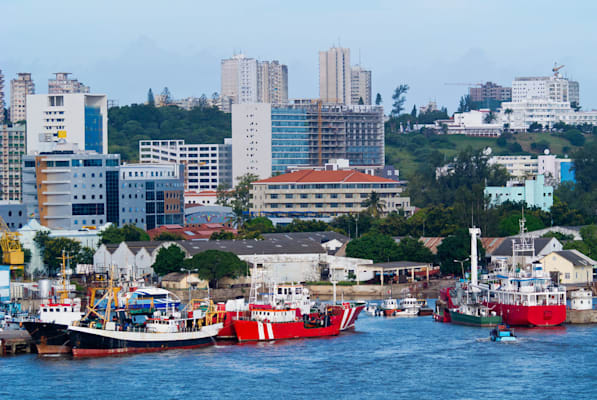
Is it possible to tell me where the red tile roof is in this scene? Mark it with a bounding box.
[254,169,396,184]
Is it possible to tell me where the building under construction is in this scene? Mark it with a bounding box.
[231,101,384,183]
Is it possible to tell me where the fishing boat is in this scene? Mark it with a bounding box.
[416,299,434,316]
[482,218,566,327]
[22,252,85,354]
[67,277,223,357]
[490,324,517,342]
[449,303,502,327]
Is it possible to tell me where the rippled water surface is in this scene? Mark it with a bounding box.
[2,302,596,400]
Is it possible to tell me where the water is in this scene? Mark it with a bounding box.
[2,303,597,400]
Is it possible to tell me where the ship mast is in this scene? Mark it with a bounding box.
[513,211,534,275]
[469,227,481,291]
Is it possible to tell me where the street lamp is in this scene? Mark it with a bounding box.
[454,258,469,279]
[180,268,192,302]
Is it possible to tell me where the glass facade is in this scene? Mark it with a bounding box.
[105,170,119,224]
[271,108,310,174]
[85,106,103,153]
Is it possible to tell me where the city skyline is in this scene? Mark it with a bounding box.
[1,1,596,113]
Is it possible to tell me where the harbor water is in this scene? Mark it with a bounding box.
[2,301,596,400]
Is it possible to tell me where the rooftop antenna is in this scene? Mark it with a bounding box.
[359,48,362,66]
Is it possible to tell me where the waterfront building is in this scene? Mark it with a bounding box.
[350,66,371,105]
[22,150,121,230]
[10,73,35,123]
[48,73,89,94]
[119,163,185,230]
[484,174,553,212]
[93,241,160,279]
[0,201,29,230]
[489,236,562,266]
[539,250,596,285]
[26,93,108,154]
[232,101,384,184]
[250,169,413,220]
[220,54,288,112]
[319,47,351,104]
[0,124,26,201]
[469,82,511,104]
[139,138,232,191]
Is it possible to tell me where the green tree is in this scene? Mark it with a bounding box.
[161,87,172,104]
[484,111,496,124]
[209,230,235,240]
[331,212,374,238]
[528,122,543,133]
[411,105,417,119]
[457,95,473,113]
[358,97,364,105]
[79,247,95,265]
[395,237,434,262]
[152,244,186,276]
[100,224,150,244]
[391,84,410,117]
[572,141,597,192]
[375,93,382,106]
[243,217,276,234]
[362,191,385,218]
[184,250,248,288]
[229,173,259,228]
[147,88,155,106]
[153,231,185,241]
[34,232,92,276]
[345,232,400,263]
[372,212,409,236]
[436,229,485,276]
[498,213,545,236]
[279,219,332,233]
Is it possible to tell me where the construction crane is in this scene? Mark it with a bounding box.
[552,63,565,77]
[444,82,484,87]
[0,216,24,270]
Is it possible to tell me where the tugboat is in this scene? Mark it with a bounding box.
[490,324,517,342]
[22,252,85,354]
[67,276,223,357]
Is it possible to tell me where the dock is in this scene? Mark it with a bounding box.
[565,309,597,324]
[0,330,33,356]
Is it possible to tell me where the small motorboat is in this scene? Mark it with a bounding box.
[490,324,517,342]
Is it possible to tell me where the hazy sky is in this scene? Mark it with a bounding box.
[2,0,596,113]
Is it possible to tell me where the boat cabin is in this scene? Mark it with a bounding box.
[250,308,297,323]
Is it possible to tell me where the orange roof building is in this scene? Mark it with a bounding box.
[250,169,413,218]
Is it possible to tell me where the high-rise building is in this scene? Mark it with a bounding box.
[10,73,35,123]
[232,101,384,184]
[48,73,90,94]
[0,124,26,201]
[0,69,5,122]
[220,55,288,112]
[319,47,351,104]
[350,66,372,105]
[258,61,288,104]
[139,139,232,191]
[469,82,511,104]
[22,149,184,231]
[26,93,108,154]
[511,76,579,104]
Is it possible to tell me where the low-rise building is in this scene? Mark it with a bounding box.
[250,169,413,219]
[93,241,161,280]
[539,250,596,285]
[434,109,502,137]
[161,272,207,290]
[185,190,218,206]
[484,174,553,211]
[489,236,562,266]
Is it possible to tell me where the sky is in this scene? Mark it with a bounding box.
[2,0,597,113]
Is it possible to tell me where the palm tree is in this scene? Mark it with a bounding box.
[504,108,513,132]
[362,191,386,218]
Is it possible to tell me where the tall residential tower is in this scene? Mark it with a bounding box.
[48,73,90,94]
[319,47,351,104]
[10,73,35,123]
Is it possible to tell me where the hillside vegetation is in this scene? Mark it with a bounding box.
[108,105,231,162]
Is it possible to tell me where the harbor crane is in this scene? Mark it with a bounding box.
[0,216,24,270]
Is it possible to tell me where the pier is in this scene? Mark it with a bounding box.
[0,330,33,356]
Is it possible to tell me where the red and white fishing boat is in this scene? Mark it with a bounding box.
[481,218,566,326]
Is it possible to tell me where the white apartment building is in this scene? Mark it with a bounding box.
[26,93,108,154]
[512,76,579,104]
[0,70,4,122]
[319,47,351,104]
[139,138,232,191]
[488,154,571,185]
[221,54,288,112]
[48,73,89,94]
[350,66,371,105]
[10,73,35,123]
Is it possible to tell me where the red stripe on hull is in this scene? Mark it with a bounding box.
[72,342,213,358]
[233,320,340,342]
[36,344,72,355]
[486,302,566,327]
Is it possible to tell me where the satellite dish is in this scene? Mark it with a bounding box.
[544,149,550,155]
[483,147,493,156]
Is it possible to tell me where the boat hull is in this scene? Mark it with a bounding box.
[68,323,221,357]
[486,302,566,327]
[22,321,72,354]
[329,305,365,330]
[232,319,340,342]
[449,310,502,327]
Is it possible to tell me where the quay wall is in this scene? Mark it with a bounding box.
[565,309,597,324]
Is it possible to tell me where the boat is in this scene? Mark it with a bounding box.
[433,289,452,323]
[482,218,566,327]
[416,299,434,316]
[490,324,517,342]
[67,277,223,357]
[377,297,420,317]
[22,252,85,354]
[449,303,502,327]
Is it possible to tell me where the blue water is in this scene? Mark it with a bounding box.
[2,303,596,400]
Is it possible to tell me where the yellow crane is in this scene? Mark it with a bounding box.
[0,216,24,270]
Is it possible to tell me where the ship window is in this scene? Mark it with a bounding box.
[49,308,54,312]
[43,308,47,312]
[64,308,67,312]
